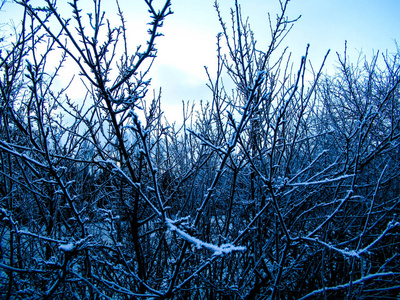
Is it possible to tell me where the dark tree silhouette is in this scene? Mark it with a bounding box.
[0,0,399,299]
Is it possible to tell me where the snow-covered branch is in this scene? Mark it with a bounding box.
[166,218,246,256]
[299,272,397,300]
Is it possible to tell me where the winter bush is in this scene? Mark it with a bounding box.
[0,0,399,299]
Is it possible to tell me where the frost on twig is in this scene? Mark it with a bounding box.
[299,272,396,300]
[166,218,246,256]
[302,219,400,259]
[58,236,93,253]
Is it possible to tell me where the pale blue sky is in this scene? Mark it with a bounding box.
[2,0,400,123]
[150,0,400,121]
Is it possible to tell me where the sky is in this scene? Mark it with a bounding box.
[2,0,400,124]
[146,0,400,123]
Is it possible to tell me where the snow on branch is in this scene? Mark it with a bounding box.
[58,235,93,253]
[187,129,228,155]
[299,272,397,300]
[302,220,399,259]
[301,237,360,258]
[288,174,354,187]
[166,218,246,256]
[358,219,399,256]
